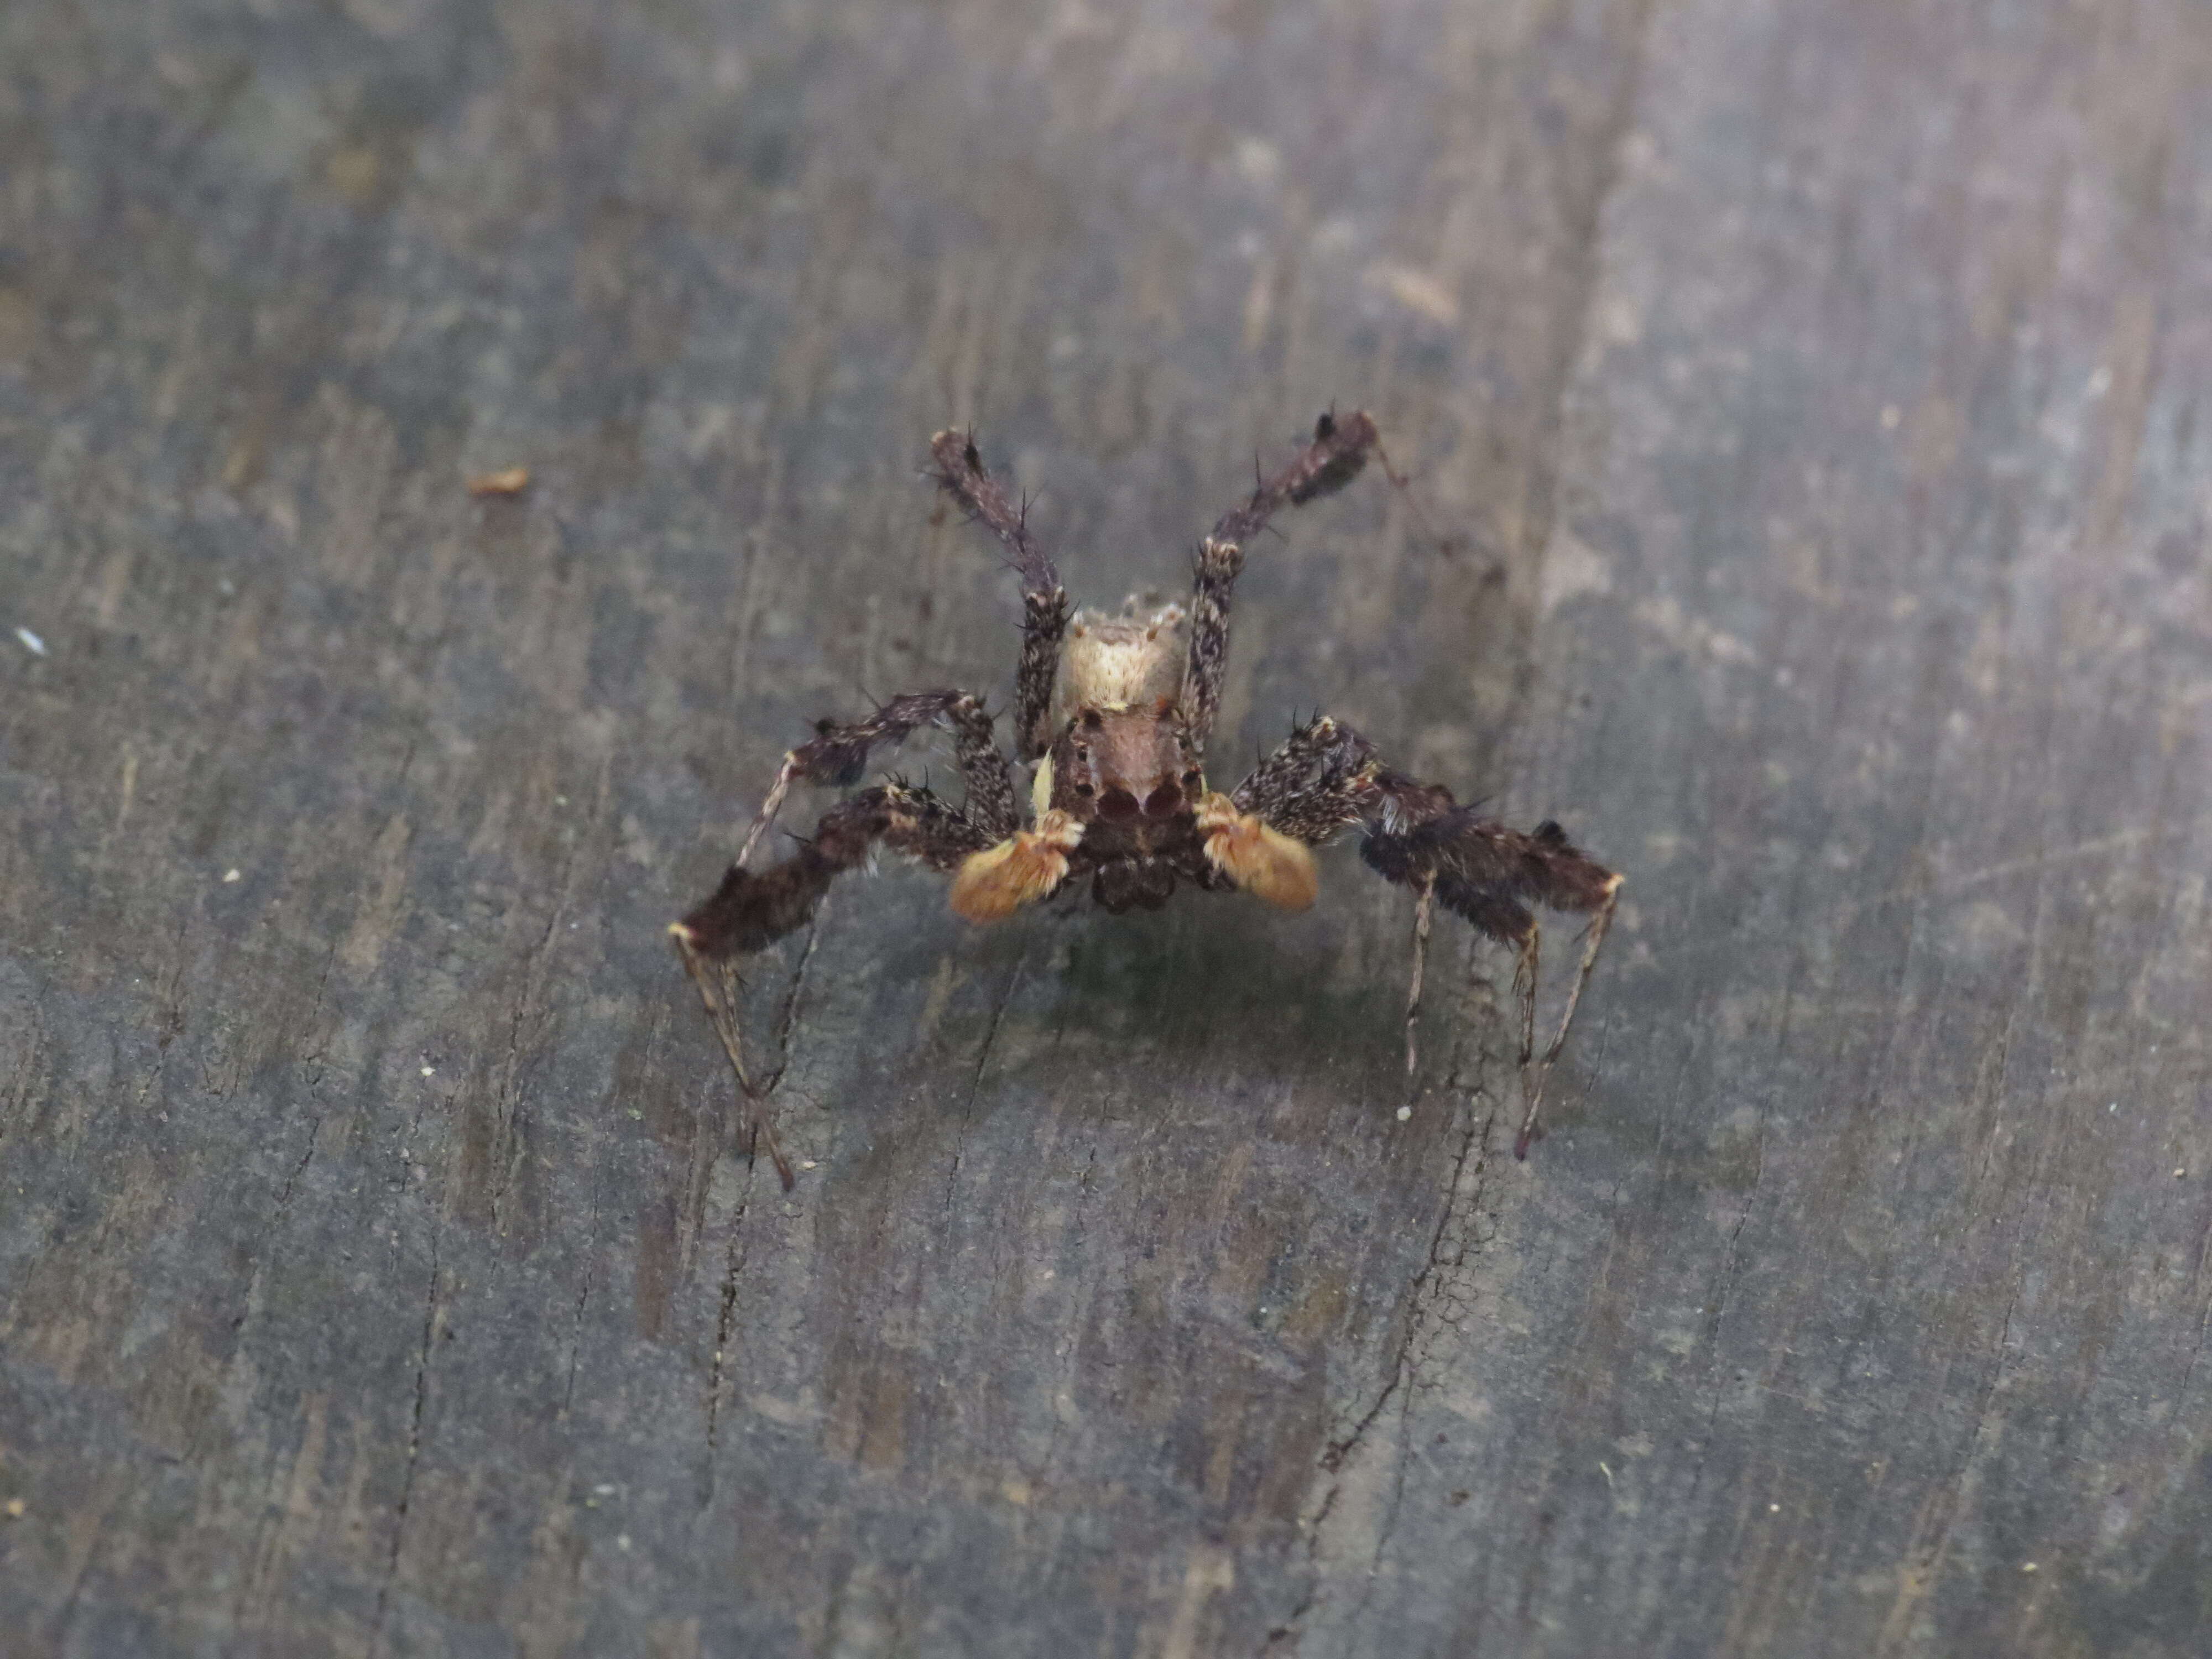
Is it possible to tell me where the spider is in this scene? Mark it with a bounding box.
[671,411,1621,1188]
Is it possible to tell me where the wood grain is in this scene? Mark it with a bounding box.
[3,1,2208,1654]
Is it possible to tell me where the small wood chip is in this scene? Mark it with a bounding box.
[466,466,530,498]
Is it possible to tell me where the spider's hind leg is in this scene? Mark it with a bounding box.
[732,689,1017,871]
[1338,764,1620,1157]
[1429,820,1622,1158]
[673,780,994,1190]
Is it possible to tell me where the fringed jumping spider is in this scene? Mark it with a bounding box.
[672,411,1621,1187]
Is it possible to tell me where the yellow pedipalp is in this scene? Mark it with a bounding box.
[1196,794,1319,911]
[950,811,1084,922]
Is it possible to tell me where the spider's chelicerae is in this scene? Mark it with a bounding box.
[672,411,1621,1187]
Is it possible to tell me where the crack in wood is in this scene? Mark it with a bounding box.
[750,894,830,1103]
[1684,1122,1765,1510]
[1276,6,1666,1623]
[1875,1269,2028,1658]
[561,1179,603,1419]
[226,932,349,1632]
[1281,1052,1500,1650]
[700,1188,753,1510]
[0,998,47,1164]
[486,829,581,1241]
[369,1225,443,1657]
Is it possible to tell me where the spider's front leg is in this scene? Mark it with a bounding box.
[1180,410,1381,761]
[1227,715,1622,1158]
[931,430,1069,762]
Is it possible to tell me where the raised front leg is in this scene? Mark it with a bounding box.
[1180,411,1381,760]
[931,430,1070,761]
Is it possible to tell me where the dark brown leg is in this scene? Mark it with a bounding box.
[733,689,1016,871]
[1179,534,1244,761]
[1208,409,1381,546]
[931,430,1070,761]
[1542,868,1623,1067]
[679,782,989,959]
[1229,714,1392,843]
[1233,719,1621,1158]
[673,783,992,1191]
[1180,411,1381,761]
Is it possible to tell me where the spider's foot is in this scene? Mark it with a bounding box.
[1196,794,1318,911]
[949,812,1083,922]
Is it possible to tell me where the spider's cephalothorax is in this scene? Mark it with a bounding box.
[673,411,1621,1186]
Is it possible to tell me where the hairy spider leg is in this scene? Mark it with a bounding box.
[681,779,991,957]
[930,430,1070,763]
[1230,714,1622,1157]
[674,778,997,1192]
[1179,410,1382,762]
[1180,536,1244,765]
[732,688,1018,870]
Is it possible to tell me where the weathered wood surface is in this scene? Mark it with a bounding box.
[4,1,2210,1654]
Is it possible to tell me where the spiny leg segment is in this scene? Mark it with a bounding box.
[1231,714,1621,1157]
[675,693,1014,1188]
[1181,410,1381,761]
[733,689,1016,871]
[931,430,1069,762]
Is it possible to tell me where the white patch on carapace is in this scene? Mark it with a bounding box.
[1052,596,1187,727]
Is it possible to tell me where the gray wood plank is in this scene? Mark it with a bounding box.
[2,2,2206,1655]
